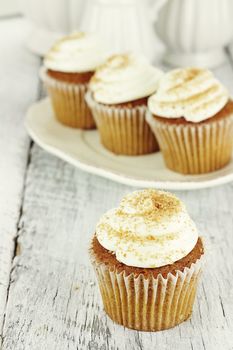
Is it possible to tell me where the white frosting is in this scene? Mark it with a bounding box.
[44,32,109,73]
[89,54,163,104]
[96,189,198,268]
[148,68,229,122]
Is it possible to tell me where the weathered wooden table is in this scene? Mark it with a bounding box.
[0,17,233,350]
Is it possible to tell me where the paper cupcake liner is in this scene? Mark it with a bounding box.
[146,111,233,174]
[40,68,95,129]
[85,91,158,155]
[91,255,203,331]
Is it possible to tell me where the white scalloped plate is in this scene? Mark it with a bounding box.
[25,98,233,190]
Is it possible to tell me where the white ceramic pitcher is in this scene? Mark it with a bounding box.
[155,0,233,68]
[79,0,161,63]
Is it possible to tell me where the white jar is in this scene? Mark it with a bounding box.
[155,0,233,68]
[79,0,159,63]
[19,0,86,55]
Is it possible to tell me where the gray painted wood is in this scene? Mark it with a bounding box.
[2,146,233,350]
[0,18,233,350]
[0,17,40,338]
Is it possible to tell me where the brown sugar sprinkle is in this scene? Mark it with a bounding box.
[172,67,202,82]
[105,54,130,69]
[47,32,86,54]
[98,223,178,245]
[154,99,233,125]
[90,54,138,92]
[94,54,131,75]
[119,189,182,220]
[166,67,205,93]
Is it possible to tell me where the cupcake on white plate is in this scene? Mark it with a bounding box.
[41,32,109,129]
[86,54,163,155]
[147,67,233,174]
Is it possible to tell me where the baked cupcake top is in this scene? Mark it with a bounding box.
[89,54,163,104]
[44,32,108,73]
[148,67,229,122]
[95,189,198,268]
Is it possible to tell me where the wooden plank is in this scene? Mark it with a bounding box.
[2,141,233,349]
[0,17,40,337]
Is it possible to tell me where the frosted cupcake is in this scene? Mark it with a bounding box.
[41,32,108,129]
[86,54,163,155]
[90,189,204,331]
[147,68,233,174]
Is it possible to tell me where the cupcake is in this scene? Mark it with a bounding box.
[90,189,204,331]
[147,67,233,174]
[86,54,163,155]
[41,32,108,129]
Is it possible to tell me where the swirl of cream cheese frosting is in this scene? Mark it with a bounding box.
[44,32,109,73]
[96,189,198,268]
[148,67,229,122]
[89,54,163,104]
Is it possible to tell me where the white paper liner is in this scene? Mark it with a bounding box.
[91,252,203,331]
[40,67,95,129]
[85,91,158,155]
[146,110,233,174]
